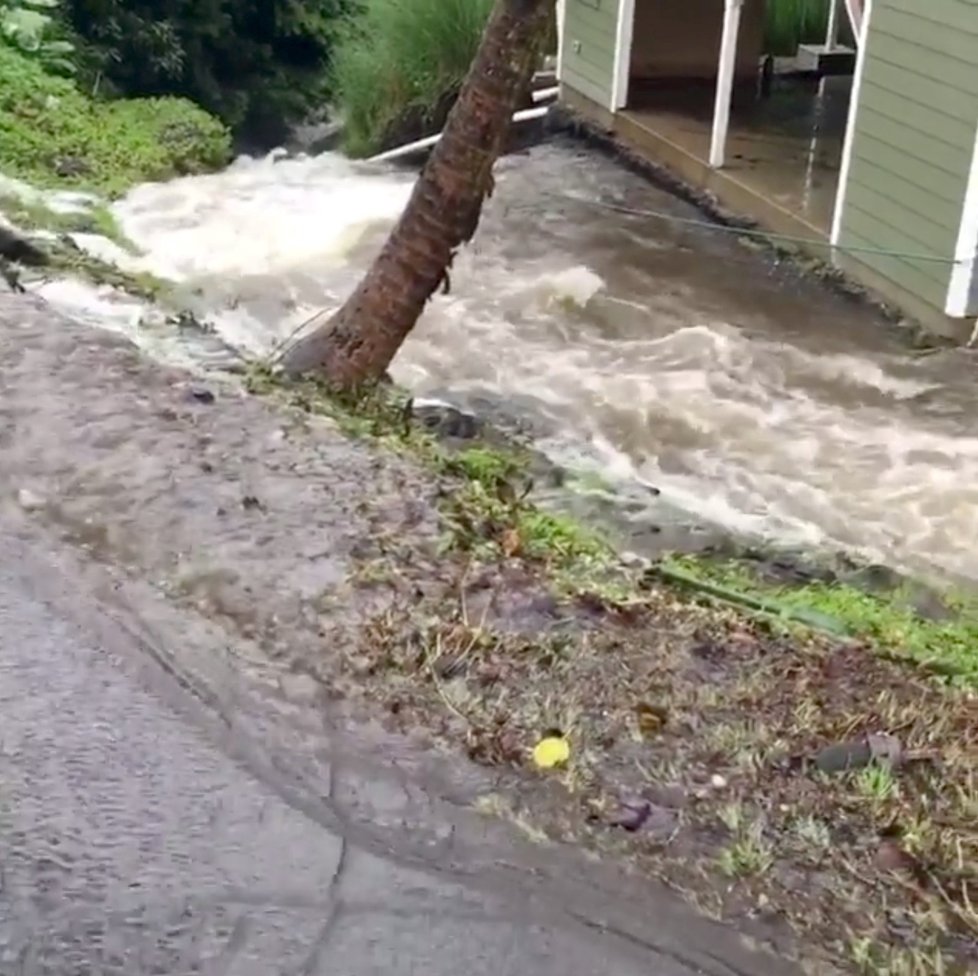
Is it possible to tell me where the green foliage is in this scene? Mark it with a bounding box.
[0,0,76,75]
[331,0,495,157]
[0,190,131,246]
[0,43,230,194]
[661,554,978,686]
[63,0,352,142]
[764,0,840,56]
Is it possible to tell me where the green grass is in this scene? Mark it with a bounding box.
[330,0,495,157]
[659,554,978,687]
[0,191,133,248]
[0,42,231,196]
[764,0,841,56]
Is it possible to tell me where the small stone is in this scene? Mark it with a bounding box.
[16,487,46,511]
[187,386,216,404]
[279,673,320,703]
[710,774,728,789]
[814,738,872,774]
[867,733,903,769]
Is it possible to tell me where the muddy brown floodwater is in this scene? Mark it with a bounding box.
[31,138,978,590]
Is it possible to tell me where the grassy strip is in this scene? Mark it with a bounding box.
[0,191,174,302]
[659,553,978,687]
[245,363,978,691]
[0,192,132,249]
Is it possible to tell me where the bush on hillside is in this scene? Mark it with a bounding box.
[63,0,352,145]
[764,0,839,56]
[0,0,76,75]
[0,43,230,195]
[331,0,495,158]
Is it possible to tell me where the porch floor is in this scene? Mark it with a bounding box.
[616,75,851,242]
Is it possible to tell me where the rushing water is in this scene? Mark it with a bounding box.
[20,140,978,586]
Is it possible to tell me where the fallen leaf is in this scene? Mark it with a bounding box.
[875,840,928,889]
[635,701,668,738]
[532,734,570,769]
[500,527,522,558]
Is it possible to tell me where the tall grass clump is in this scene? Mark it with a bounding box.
[764,0,835,56]
[331,0,495,158]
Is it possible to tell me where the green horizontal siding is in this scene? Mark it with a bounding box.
[839,0,978,312]
[561,0,618,108]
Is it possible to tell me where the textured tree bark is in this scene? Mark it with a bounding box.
[282,0,553,388]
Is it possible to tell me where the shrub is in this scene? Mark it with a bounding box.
[764,0,839,56]
[0,43,230,195]
[0,0,75,75]
[331,0,495,158]
[63,0,351,144]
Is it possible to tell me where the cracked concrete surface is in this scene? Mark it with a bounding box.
[0,516,807,975]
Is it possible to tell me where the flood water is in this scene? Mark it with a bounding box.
[26,139,978,587]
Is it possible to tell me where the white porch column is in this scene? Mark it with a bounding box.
[555,0,566,80]
[610,0,637,111]
[825,0,840,50]
[709,0,744,169]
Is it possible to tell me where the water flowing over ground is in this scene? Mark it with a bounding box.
[24,140,978,586]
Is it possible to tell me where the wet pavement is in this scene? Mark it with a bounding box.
[0,296,801,976]
[0,514,801,976]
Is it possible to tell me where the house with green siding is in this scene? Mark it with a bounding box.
[557,0,978,337]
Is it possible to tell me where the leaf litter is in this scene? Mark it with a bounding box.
[326,482,978,975]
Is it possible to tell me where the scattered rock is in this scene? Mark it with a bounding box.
[284,108,345,157]
[186,386,216,405]
[813,733,903,774]
[16,487,47,511]
[609,799,679,840]
[0,225,49,267]
[241,495,265,512]
[867,733,903,768]
[53,155,93,178]
[412,400,481,440]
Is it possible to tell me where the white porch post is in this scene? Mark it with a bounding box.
[610,0,637,111]
[709,0,744,169]
[825,0,840,50]
[555,0,566,81]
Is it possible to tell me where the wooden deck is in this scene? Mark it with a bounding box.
[562,79,850,251]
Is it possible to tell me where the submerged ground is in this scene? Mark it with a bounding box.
[1,290,974,974]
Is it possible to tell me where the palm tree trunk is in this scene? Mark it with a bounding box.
[282,0,553,387]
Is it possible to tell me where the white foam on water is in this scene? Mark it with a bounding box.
[11,141,978,586]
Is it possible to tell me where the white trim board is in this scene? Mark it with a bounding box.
[709,0,744,169]
[945,120,978,317]
[555,0,566,82]
[830,0,874,248]
[610,0,636,111]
